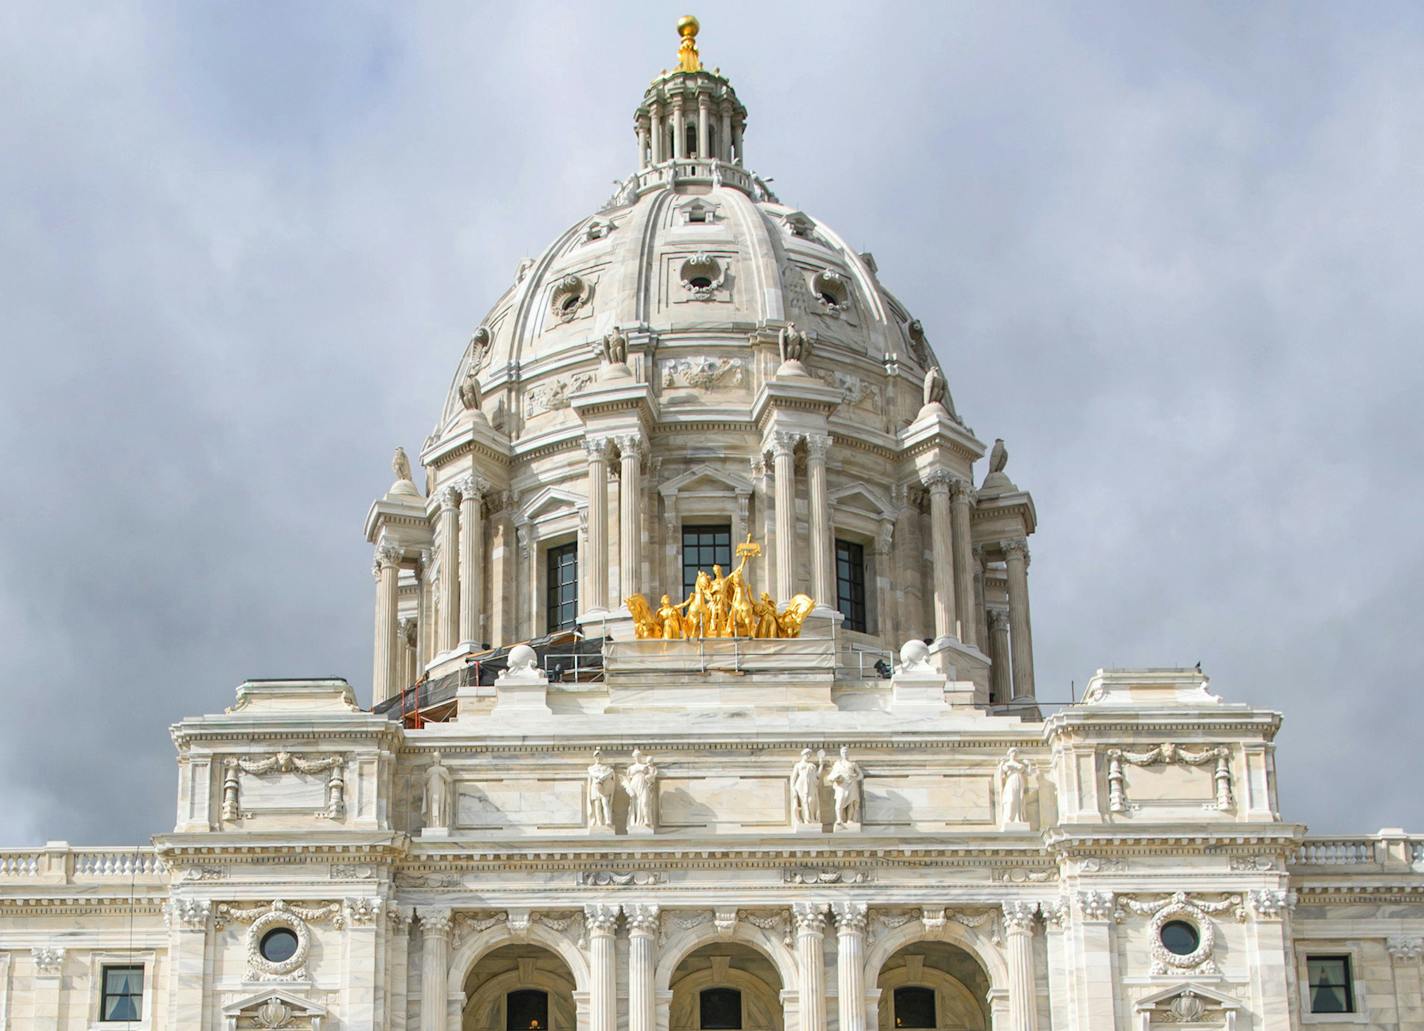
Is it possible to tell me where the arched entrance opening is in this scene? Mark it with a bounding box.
[876,942,990,1031]
[669,942,785,1031]
[461,943,577,1031]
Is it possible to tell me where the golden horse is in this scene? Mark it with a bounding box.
[776,594,816,637]
[624,594,660,640]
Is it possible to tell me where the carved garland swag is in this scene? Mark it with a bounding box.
[221,752,349,822]
[1105,743,1234,814]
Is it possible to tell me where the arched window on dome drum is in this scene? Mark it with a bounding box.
[686,123,698,158]
[507,989,550,1031]
[699,987,742,1030]
[893,986,936,1029]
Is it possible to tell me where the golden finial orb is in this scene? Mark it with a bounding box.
[676,15,701,72]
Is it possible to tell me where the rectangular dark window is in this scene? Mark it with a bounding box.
[893,986,936,1029]
[507,989,549,1031]
[682,524,732,599]
[835,538,867,632]
[100,965,144,1022]
[699,987,742,1030]
[1307,955,1354,1013]
[545,542,578,632]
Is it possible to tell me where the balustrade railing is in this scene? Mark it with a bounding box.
[0,844,166,884]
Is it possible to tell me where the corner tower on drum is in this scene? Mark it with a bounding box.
[1,18,1419,1031]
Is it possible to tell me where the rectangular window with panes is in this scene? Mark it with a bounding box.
[100,965,144,1022]
[545,542,578,632]
[1307,955,1355,1014]
[835,538,867,632]
[682,524,731,599]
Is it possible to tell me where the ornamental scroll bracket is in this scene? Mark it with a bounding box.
[221,752,349,823]
[1105,742,1234,814]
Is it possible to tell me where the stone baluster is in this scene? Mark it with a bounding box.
[420,908,453,1031]
[804,434,834,606]
[455,475,486,648]
[436,488,460,652]
[586,904,621,1031]
[626,904,660,1031]
[923,471,958,644]
[1004,539,1035,700]
[792,903,829,1031]
[617,436,644,599]
[833,903,868,1031]
[1001,901,1040,1031]
[949,479,977,647]
[988,609,1012,704]
[371,544,401,704]
[585,438,611,611]
[771,432,799,601]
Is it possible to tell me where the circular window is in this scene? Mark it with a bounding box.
[260,927,299,964]
[1160,919,1200,956]
[688,276,713,290]
[817,290,840,306]
[560,294,580,313]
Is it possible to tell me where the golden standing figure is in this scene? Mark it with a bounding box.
[626,533,817,640]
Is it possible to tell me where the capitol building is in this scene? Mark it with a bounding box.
[4,19,1422,1031]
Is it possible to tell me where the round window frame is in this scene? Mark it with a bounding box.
[1149,902,1213,971]
[810,269,851,315]
[247,909,311,980]
[679,253,725,300]
[549,275,592,324]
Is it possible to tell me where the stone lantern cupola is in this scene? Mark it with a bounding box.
[633,16,749,169]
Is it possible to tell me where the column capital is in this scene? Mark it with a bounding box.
[989,608,1010,631]
[1002,537,1030,563]
[921,468,953,494]
[949,477,975,503]
[454,473,489,501]
[1249,889,1297,920]
[437,486,461,512]
[804,433,832,462]
[792,901,830,934]
[163,897,212,931]
[1075,890,1115,922]
[614,433,645,458]
[770,430,801,457]
[1387,935,1424,961]
[420,907,454,938]
[375,543,403,569]
[624,903,661,934]
[30,946,65,975]
[1000,900,1038,933]
[832,901,868,932]
[584,435,614,461]
[1039,897,1071,930]
[585,903,621,935]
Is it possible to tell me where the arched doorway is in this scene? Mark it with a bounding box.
[461,944,577,1031]
[669,942,785,1031]
[876,942,990,1031]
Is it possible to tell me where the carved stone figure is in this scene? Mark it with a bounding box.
[622,749,658,831]
[791,749,824,826]
[601,325,629,366]
[906,318,930,363]
[392,447,413,483]
[586,750,615,830]
[825,746,863,827]
[998,747,1036,827]
[989,438,1008,474]
[777,321,811,367]
[458,368,482,411]
[423,752,452,833]
[922,367,947,409]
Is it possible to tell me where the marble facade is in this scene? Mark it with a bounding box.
[2,20,1420,1031]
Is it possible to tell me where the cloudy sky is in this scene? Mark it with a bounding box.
[1,2,1421,844]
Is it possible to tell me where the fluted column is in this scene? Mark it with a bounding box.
[455,475,485,648]
[805,434,833,605]
[949,480,977,647]
[617,436,643,600]
[420,908,453,1031]
[626,904,660,1031]
[1004,539,1035,700]
[586,438,611,611]
[697,97,710,158]
[792,903,829,1031]
[1001,902,1039,1031]
[398,616,418,691]
[833,903,868,1031]
[988,610,1011,704]
[586,904,620,1031]
[732,119,744,164]
[924,471,957,642]
[436,488,460,652]
[771,432,799,601]
[372,544,401,704]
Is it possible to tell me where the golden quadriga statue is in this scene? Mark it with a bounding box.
[626,534,815,640]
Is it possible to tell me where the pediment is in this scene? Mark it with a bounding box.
[828,482,896,521]
[1134,981,1239,1027]
[223,987,327,1030]
[517,485,587,525]
[660,463,752,499]
[1135,982,1238,1009]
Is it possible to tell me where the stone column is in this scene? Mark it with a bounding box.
[833,903,868,1031]
[372,544,401,704]
[585,438,611,611]
[697,97,710,158]
[732,119,744,164]
[924,471,958,642]
[673,101,686,159]
[399,616,418,692]
[1004,539,1035,700]
[585,904,621,1031]
[988,610,1012,704]
[436,488,460,652]
[1001,901,1039,1031]
[420,908,453,1031]
[720,109,731,162]
[875,526,895,644]
[972,547,989,651]
[416,551,432,670]
[456,475,485,648]
[792,903,829,1031]
[626,904,660,1031]
[637,123,649,170]
[805,433,833,606]
[949,479,977,647]
[772,432,799,601]
[617,436,644,600]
